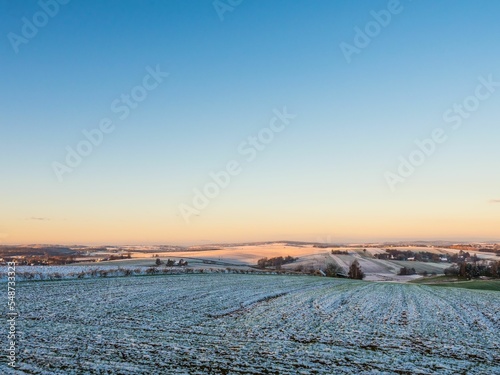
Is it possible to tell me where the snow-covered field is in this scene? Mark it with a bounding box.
[0,265,145,282]
[0,264,275,283]
[2,274,499,374]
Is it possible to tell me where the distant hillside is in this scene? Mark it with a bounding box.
[0,246,77,257]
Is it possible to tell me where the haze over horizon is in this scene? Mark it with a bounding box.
[1,0,500,245]
[2,237,500,248]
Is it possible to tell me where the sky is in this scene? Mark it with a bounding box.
[1,0,499,245]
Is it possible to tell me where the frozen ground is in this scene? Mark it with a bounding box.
[2,274,499,374]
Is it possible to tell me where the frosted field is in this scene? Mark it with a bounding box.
[2,274,500,374]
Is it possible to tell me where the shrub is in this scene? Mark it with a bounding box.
[325,263,343,277]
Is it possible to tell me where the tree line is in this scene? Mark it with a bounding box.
[257,256,298,270]
[444,260,500,279]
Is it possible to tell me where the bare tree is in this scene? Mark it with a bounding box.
[325,263,342,277]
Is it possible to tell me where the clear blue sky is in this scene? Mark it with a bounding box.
[1,0,499,244]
